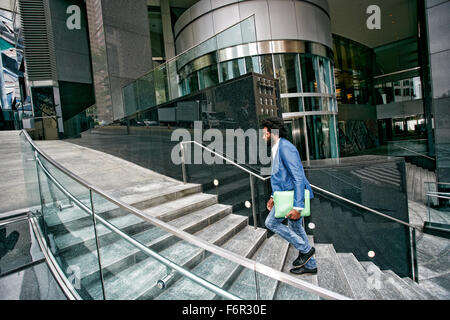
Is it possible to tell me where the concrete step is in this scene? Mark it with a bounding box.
[64,204,233,285]
[115,183,202,211]
[360,262,410,300]
[401,277,440,300]
[315,244,354,299]
[142,193,218,222]
[336,253,382,300]
[227,234,290,300]
[154,226,267,300]
[275,236,320,300]
[44,182,201,230]
[85,213,250,300]
[52,193,218,255]
[383,270,427,300]
[414,275,450,300]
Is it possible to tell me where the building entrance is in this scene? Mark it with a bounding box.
[285,117,309,163]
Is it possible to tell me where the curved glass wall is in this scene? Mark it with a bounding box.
[122,16,338,161]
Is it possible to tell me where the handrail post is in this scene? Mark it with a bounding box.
[180,143,187,184]
[411,228,419,283]
[249,174,258,229]
[89,190,107,300]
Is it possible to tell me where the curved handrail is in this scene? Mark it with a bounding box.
[179,141,421,231]
[34,154,240,300]
[20,130,350,300]
[180,140,271,181]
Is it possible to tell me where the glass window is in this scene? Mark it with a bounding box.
[245,56,261,74]
[317,57,332,94]
[273,54,301,94]
[220,58,246,82]
[281,97,303,113]
[198,65,219,90]
[304,97,322,112]
[260,55,274,78]
[300,55,320,93]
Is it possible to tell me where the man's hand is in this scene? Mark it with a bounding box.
[267,198,274,211]
[286,209,301,221]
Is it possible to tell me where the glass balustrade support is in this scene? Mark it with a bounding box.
[180,143,187,184]
[249,174,258,230]
[411,228,419,283]
[89,190,107,300]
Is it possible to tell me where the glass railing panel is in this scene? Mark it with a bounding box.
[33,154,104,300]
[425,182,450,226]
[387,139,429,158]
[305,158,414,279]
[89,189,246,300]
[90,190,188,300]
[19,133,41,210]
[154,64,169,106]
[137,72,156,111]
[122,15,258,118]
[123,82,139,117]
[305,192,414,279]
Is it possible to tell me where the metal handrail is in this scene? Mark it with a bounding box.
[35,155,239,300]
[388,144,435,161]
[180,141,271,181]
[426,193,450,201]
[20,130,350,300]
[179,141,421,231]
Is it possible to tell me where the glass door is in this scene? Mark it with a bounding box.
[285,117,309,162]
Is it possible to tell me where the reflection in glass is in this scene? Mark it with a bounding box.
[300,55,319,93]
[281,97,303,113]
[303,97,322,112]
[306,115,338,160]
[260,55,274,78]
[198,65,219,90]
[273,54,301,94]
[220,58,246,82]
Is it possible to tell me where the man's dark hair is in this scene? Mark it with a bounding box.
[261,117,288,138]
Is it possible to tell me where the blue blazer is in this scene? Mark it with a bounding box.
[271,138,314,209]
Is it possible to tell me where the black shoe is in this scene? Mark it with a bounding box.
[292,247,315,267]
[290,266,318,275]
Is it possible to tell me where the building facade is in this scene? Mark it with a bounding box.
[6,0,450,181]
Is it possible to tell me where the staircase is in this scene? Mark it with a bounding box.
[32,140,447,300]
[405,162,437,204]
[43,183,447,300]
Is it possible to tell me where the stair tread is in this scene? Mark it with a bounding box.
[315,244,354,299]
[227,234,290,300]
[65,204,232,280]
[86,213,251,300]
[142,193,218,221]
[383,270,427,300]
[336,253,382,300]
[53,193,218,252]
[53,210,148,252]
[360,262,411,300]
[117,183,201,209]
[275,240,320,300]
[155,226,267,300]
[401,277,440,300]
